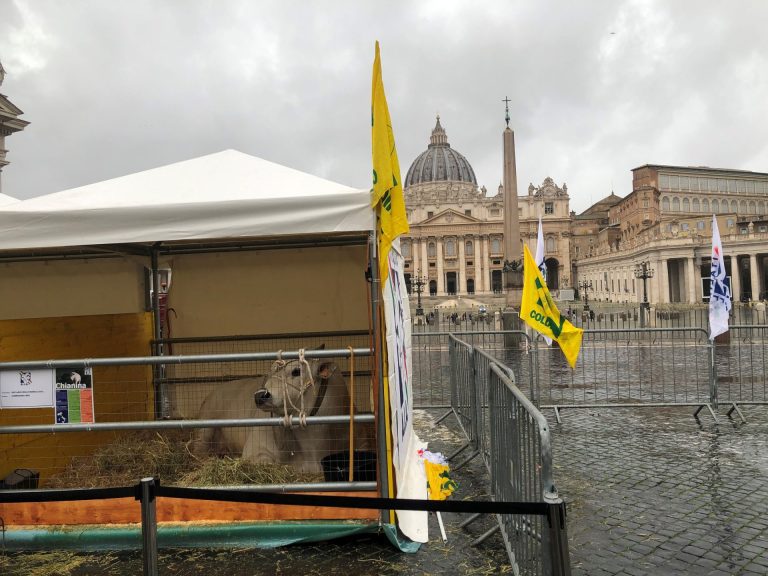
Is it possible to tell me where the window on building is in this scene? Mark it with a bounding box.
[465,209,472,216]
[702,198,710,212]
[718,179,728,192]
[546,237,555,252]
[429,262,436,268]
[643,198,649,208]
[575,246,580,256]
[428,242,436,257]
[427,211,434,219]
[748,181,756,194]
[465,240,473,255]
[681,223,689,231]
[760,226,767,233]
[737,180,746,194]
[660,174,669,189]
[729,179,738,193]
[404,262,410,269]
[697,221,705,230]
[739,200,747,213]
[692,198,700,212]
[544,202,554,214]
[491,238,501,253]
[445,239,456,257]
[490,208,500,216]
[662,197,670,211]
[665,224,672,232]
[669,175,679,190]
[741,228,748,235]
[492,259,501,265]
[727,218,735,228]
[402,242,411,257]
[731,200,738,212]
[467,260,473,266]
[672,197,680,211]
[682,198,690,212]
[708,179,718,192]
[750,201,757,214]
[679,176,689,190]
[760,201,766,214]
[712,199,719,213]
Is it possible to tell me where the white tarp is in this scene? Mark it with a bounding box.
[0,149,372,250]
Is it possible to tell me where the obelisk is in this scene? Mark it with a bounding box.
[501,97,523,307]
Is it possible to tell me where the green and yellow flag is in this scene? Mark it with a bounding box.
[521,244,583,368]
[371,41,409,283]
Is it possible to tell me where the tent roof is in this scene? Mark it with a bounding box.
[0,150,373,251]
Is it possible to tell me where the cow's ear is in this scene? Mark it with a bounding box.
[316,362,337,379]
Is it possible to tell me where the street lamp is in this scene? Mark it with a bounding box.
[412,270,428,317]
[634,261,655,328]
[577,280,593,311]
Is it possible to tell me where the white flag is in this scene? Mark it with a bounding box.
[709,215,731,340]
[535,216,553,346]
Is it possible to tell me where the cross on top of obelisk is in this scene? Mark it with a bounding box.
[502,96,511,127]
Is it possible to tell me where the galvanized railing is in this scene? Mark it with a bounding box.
[446,334,570,575]
[536,328,717,422]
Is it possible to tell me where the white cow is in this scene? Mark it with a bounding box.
[192,351,352,473]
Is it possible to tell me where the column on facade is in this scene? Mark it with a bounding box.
[474,235,484,293]
[750,253,760,300]
[482,236,490,293]
[649,259,661,304]
[421,239,429,279]
[659,258,669,304]
[458,236,466,295]
[436,240,445,295]
[686,257,697,304]
[411,238,420,277]
[730,255,741,303]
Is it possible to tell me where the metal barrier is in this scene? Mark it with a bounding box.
[536,328,717,422]
[715,325,768,421]
[0,348,376,492]
[488,364,570,576]
[445,334,570,574]
[412,330,536,408]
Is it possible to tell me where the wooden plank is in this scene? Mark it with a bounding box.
[0,492,379,525]
[0,313,154,481]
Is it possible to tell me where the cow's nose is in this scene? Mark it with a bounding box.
[254,389,271,406]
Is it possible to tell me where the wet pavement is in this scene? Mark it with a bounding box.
[552,406,768,575]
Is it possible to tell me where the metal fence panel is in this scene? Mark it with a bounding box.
[488,363,569,575]
[537,328,713,408]
[0,345,375,491]
[716,326,768,405]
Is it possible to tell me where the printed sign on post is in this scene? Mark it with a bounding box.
[55,367,94,424]
[0,369,54,408]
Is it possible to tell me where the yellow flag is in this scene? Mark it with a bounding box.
[521,244,583,368]
[371,41,409,282]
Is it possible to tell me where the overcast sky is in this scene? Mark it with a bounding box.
[1,0,767,212]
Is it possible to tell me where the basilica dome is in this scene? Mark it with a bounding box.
[404,116,477,188]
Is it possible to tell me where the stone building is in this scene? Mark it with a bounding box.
[573,164,768,305]
[0,60,29,196]
[401,116,572,299]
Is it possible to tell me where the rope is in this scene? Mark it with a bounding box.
[274,348,316,428]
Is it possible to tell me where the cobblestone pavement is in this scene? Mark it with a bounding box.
[0,409,511,576]
[552,406,768,576]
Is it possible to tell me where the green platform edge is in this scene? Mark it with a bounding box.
[2,521,389,551]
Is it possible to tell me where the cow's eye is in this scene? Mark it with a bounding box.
[291,368,301,377]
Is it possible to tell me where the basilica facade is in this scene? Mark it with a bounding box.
[401,117,572,301]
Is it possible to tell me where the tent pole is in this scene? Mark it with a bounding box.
[370,233,390,519]
[150,244,164,420]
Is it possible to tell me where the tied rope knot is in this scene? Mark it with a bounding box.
[274,348,315,428]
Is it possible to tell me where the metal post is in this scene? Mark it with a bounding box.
[139,477,159,576]
[634,261,654,330]
[545,500,571,576]
[150,245,166,419]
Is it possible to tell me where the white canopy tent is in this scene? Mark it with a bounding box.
[0,149,372,251]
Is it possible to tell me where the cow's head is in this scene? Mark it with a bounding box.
[254,347,338,416]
